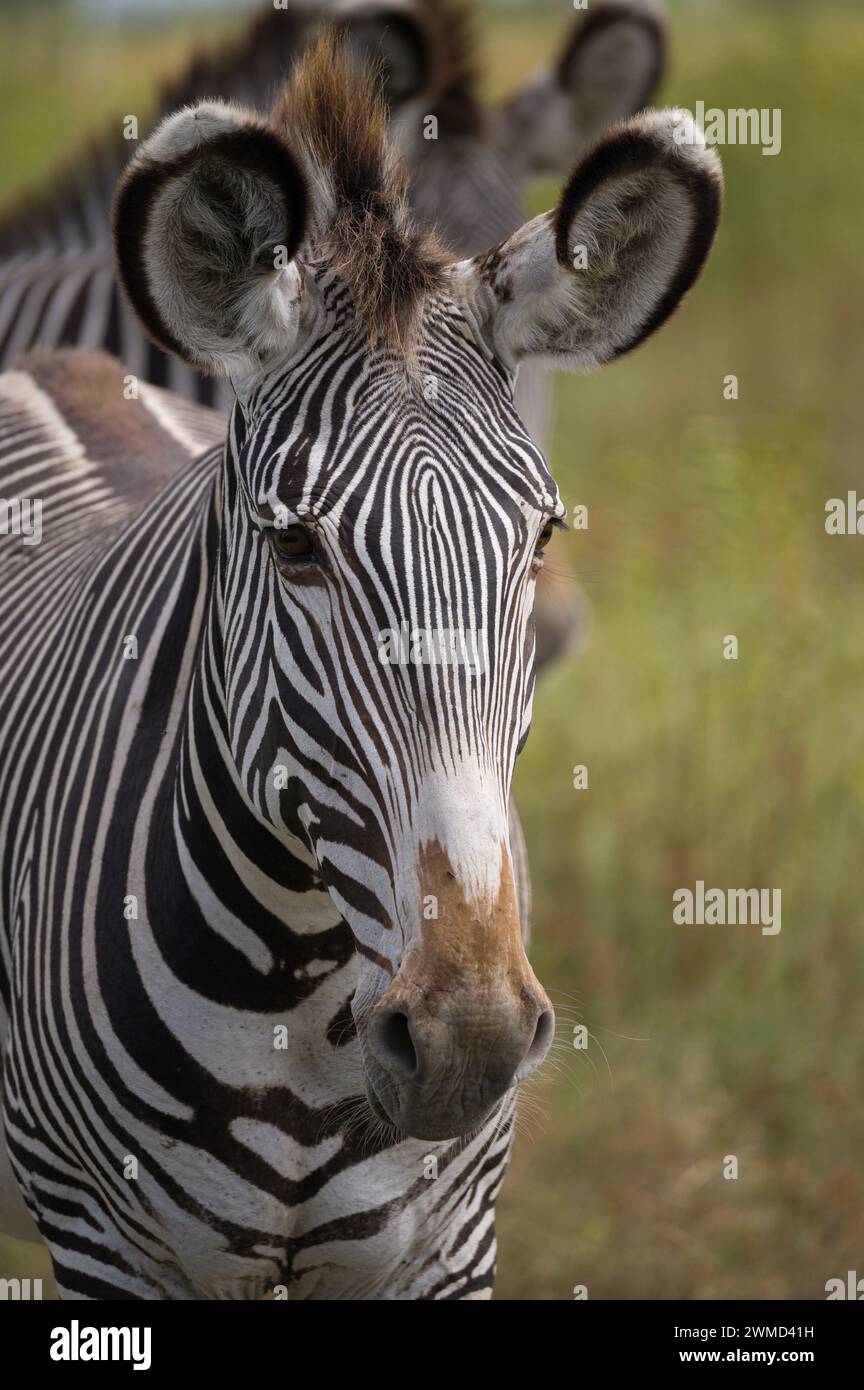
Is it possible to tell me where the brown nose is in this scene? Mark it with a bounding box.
[364,840,554,1139]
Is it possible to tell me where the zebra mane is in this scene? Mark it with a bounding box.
[275,30,449,359]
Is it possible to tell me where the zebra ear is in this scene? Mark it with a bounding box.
[113,102,309,377]
[494,0,665,178]
[336,5,429,106]
[460,110,721,372]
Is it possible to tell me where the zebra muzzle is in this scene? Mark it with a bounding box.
[364,840,554,1140]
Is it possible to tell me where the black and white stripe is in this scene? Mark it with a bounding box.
[0,293,553,1298]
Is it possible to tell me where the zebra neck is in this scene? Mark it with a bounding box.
[167,734,356,995]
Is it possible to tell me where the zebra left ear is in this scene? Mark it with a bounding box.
[113,102,310,377]
[459,109,722,372]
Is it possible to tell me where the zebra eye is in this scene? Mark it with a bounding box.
[272,524,315,562]
[536,520,555,552]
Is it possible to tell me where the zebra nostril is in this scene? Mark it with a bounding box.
[370,1008,418,1078]
[516,1007,555,1080]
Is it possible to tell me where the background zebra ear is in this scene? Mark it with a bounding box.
[494,0,666,177]
[461,110,722,371]
[113,103,309,377]
[336,5,429,107]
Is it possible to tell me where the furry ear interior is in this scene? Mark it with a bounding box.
[112,103,309,377]
[460,109,721,371]
[494,0,666,178]
[336,4,429,106]
[559,0,665,119]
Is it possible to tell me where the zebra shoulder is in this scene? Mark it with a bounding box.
[5,347,223,505]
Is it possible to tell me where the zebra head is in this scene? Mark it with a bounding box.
[113,35,720,1141]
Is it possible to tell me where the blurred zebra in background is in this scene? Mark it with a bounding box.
[0,0,666,421]
[0,0,666,671]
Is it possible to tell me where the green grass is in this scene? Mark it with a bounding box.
[0,4,246,200]
[2,0,863,1301]
[495,0,864,1299]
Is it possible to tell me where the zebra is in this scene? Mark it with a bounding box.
[0,33,721,1299]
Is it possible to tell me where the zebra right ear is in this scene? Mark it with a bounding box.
[112,102,310,378]
[494,0,666,178]
[458,109,722,372]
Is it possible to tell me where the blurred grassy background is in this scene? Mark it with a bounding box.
[1,0,863,1300]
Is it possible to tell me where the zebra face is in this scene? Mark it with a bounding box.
[113,36,721,1139]
[222,305,562,1137]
